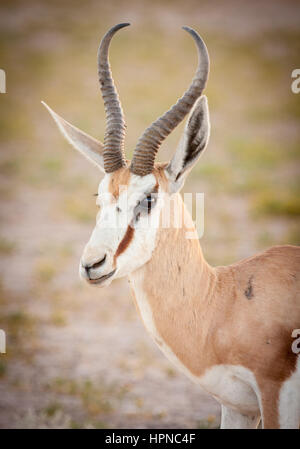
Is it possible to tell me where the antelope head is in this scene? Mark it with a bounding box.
[43,23,210,287]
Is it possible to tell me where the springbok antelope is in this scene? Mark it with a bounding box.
[43,23,300,429]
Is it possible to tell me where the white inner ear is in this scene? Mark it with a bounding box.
[166,95,210,193]
[42,101,105,172]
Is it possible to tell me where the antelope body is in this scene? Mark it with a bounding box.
[43,24,300,429]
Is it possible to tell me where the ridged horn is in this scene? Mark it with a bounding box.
[130,26,209,176]
[98,23,130,173]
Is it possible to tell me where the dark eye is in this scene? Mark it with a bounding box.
[140,194,157,213]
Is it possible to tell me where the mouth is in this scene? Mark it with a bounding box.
[88,268,117,285]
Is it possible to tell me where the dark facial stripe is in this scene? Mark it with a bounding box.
[113,183,158,265]
[114,224,134,263]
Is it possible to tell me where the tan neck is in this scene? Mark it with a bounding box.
[142,195,215,305]
[129,193,219,376]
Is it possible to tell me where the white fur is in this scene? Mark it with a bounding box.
[278,356,300,429]
[166,96,210,193]
[221,405,260,429]
[42,101,105,171]
[200,365,260,416]
[80,173,165,284]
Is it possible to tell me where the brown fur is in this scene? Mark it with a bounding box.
[133,177,300,429]
[108,167,131,199]
[108,165,299,428]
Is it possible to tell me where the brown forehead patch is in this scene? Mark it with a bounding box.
[153,163,169,192]
[109,164,168,199]
[108,167,131,199]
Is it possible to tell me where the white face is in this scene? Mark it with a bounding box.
[80,171,166,287]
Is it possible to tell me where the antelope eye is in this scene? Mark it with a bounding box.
[140,194,157,213]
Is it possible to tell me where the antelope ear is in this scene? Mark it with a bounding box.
[166,95,210,193]
[42,101,105,172]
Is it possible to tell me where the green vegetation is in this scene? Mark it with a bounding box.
[252,189,300,218]
[0,360,6,378]
[35,259,57,283]
[197,415,218,429]
[62,196,95,223]
[49,377,128,416]
[0,237,16,254]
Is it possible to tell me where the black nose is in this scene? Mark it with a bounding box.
[84,254,107,277]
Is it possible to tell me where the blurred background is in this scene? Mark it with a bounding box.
[0,0,299,428]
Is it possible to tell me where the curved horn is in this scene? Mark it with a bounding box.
[98,23,130,173]
[130,27,209,177]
